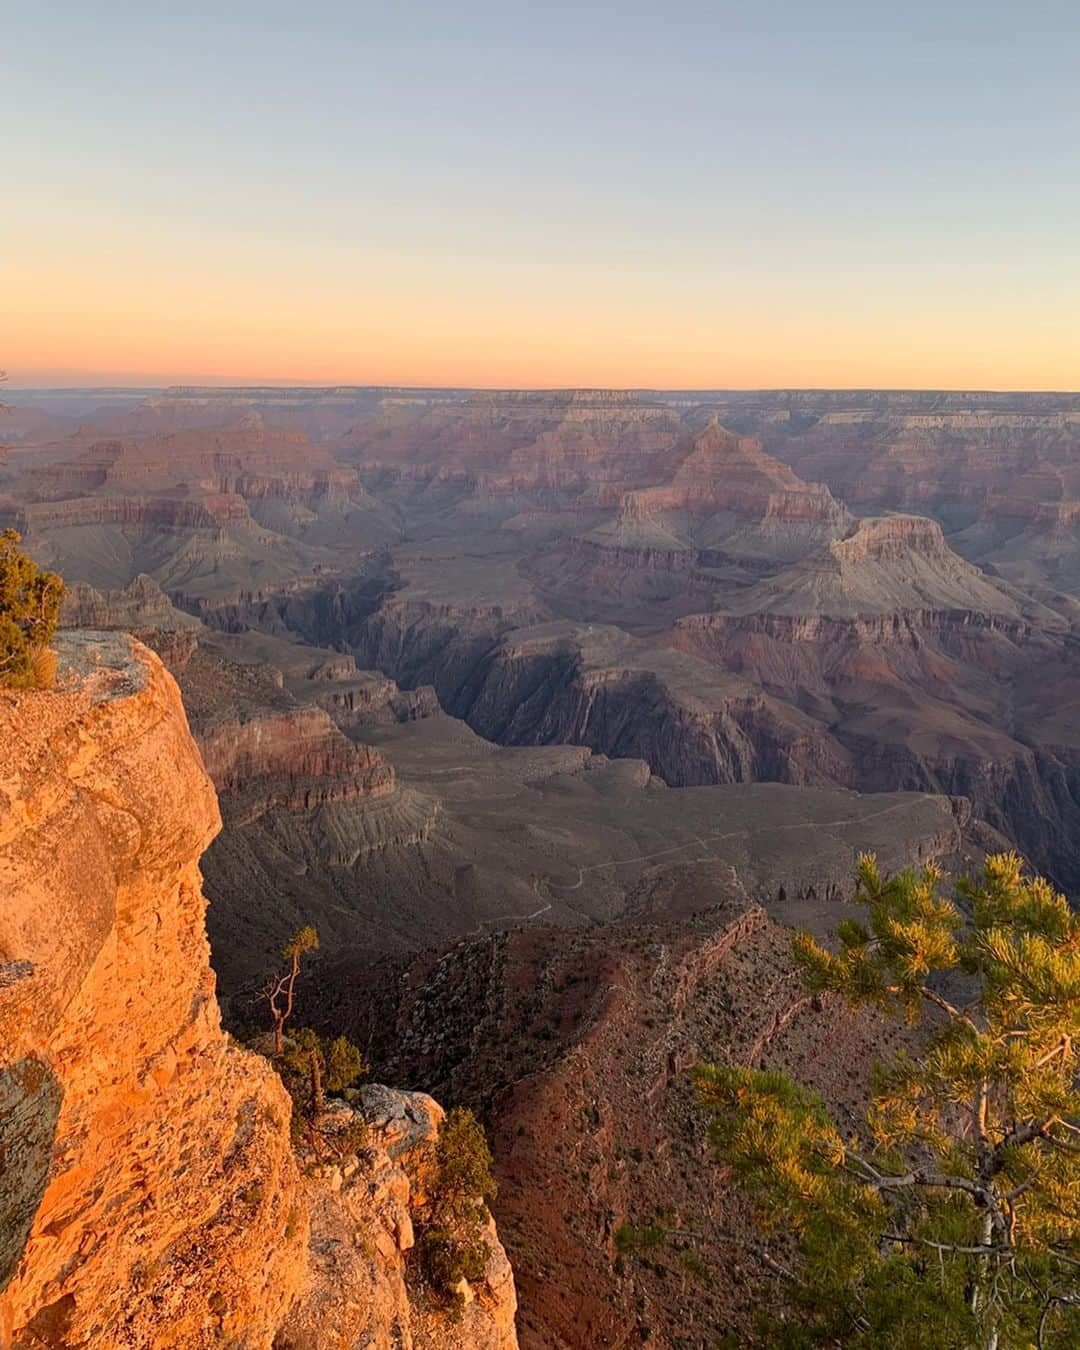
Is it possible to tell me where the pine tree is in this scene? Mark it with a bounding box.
[0,530,66,689]
[694,853,1080,1349]
[415,1107,498,1302]
[279,1027,367,1123]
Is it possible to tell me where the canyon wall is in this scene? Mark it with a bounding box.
[0,632,306,1347]
[0,632,517,1349]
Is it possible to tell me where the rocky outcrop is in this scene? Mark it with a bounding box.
[0,631,307,1347]
[22,426,357,501]
[711,514,1046,620]
[514,423,850,621]
[10,422,400,614]
[0,632,517,1349]
[60,574,200,631]
[282,1085,517,1350]
[313,675,440,731]
[618,419,847,542]
[832,512,966,564]
[768,407,1080,522]
[350,597,552,698]
[755,403,1080,602]
[197,707,396,825]
[18,494,253,530]
[180,562,396,642]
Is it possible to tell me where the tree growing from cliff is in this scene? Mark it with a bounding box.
[282,1028,366,1116]
[261,925,319,1054]
[0,529,66,689]
[414,1107,498,1306]
[693,853,1080,1349]
[278,1027,368,1141]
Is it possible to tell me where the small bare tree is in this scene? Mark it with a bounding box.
[260,926,319,1054]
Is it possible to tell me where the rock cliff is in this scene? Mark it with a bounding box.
[21,426,355,501]
[0,631,306,1347]
[0,632,517,1349]
[713,514,1046,620]
[197,706,396,825]
[625,418,845,528]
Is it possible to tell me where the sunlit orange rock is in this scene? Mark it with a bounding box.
[0,631,307,1347]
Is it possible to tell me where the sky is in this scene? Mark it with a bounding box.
[3,2,1080,390]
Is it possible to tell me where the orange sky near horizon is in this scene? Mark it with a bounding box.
[7,242,1080,392]
[6,202,1079,391]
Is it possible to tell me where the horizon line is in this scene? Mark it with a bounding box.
[9,383,1080,397]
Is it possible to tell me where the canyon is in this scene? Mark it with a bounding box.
[2,383,1078,1345]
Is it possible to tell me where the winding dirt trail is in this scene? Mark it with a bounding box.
[547,799,918,892]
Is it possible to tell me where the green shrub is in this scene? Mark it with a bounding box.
[415,1226,490,1289]
[615,1223,666,1252]
[432,1106,497,1211]
[273,1027,368,1142]
[413,1107,498,1301]
[0,530,65,689]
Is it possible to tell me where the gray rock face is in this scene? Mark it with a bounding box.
[356,1082,443,1161]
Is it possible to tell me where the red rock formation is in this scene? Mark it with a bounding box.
[282,1084,517,1349]
[324,883,945,1348]
[342,390,685,502]
[778,409,1080,509]
[623,418,845,525]
[158,640,399,826]
[24,423,356,502]
[199,706,396,824]
[704,513,1041,620]
[60,574,199,631]
[9,419,391,602]
[19,494,252,530]
[517,422,849,621]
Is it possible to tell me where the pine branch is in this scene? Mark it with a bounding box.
[883,1233,1012,1257]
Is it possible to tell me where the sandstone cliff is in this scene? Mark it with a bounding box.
[0,632,517,1349]
[0,631,305,1347]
